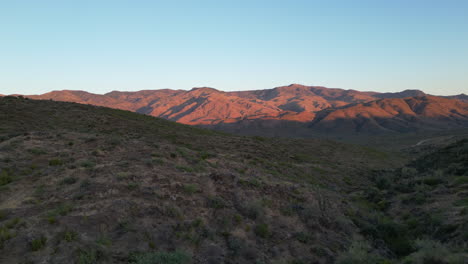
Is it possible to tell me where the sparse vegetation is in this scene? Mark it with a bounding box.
[0,97,465,263]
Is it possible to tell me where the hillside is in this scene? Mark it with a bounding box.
[1,96,467,263]
[0,96,398,263]
[24,85,468,137]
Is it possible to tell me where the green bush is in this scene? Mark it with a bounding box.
[28,148,47,155]
[129,251,191,264]
[61,176,78,185]
[208,197,226,209]
[0,170,12,186]
[254,223,270,238]
[453,176,468,185]
[295,232,313,244]
[336,240,386,264]
[80,160,95,168]
[0,226,13,249]
[403,239,465,264]
[30,236,47,251]
[182,184,198,194]
[63,231,78,242]
[77,248,102,264]
[49,159,64,166]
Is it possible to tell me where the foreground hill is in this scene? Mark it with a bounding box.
[25,84,468,137]
[0,96,400,263]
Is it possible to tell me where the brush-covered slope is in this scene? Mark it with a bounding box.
[354,139,468,263]
[0,96,402,264]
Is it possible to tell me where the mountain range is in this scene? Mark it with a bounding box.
[17,84,468,135]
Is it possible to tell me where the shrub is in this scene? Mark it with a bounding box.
[49,159,64,166]
[129,251,191,264]
[453,176,468,185]
[198,151,215,160]
[28,148,47,155]
[0,170,12,186]
[61,176,78,185]
[403,239,465,264]
[0,226,13,249]
[241,201,264,220]
[336,240,386,264]
[295,232,313,244]
[30,236,47,251]
[254,223,270,238]
[208,197,226,209]
[80,160,95,168]
[63,231,78,242]
[77,248,103,264]
[176,165,193,173]
[182,184,198,194]
[422,177,444,186]
[453,198,468,207]
[96,235,112,246]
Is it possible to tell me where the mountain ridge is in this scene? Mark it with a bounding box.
[21,84,468,135]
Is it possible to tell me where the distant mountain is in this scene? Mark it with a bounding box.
[443,93,468,102]
[310,96,468,133]
[372,89,426,99]
[23,84,468,135]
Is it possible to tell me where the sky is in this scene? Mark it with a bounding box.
[0,0,467,95]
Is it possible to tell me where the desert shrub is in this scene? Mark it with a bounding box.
[129,251,191,264]
[0,170,12,186]
[165,206,183,219]
[208,197,226,209]
[422,177,444,186]
[48,202,74,219]
[63,231,78,242]
[5,217,21,229]
[453,198,468,207]
[105,136,121,146]
[61,176,78,185]
[175,165,193,173]
[182,184,198,194]
[77,248,103,264]
[375,176,391,190]
[80,160,95,168]
[295,232,313,244]
[254,223,270,238]
[401,167,418,178]
[198,151,215,160]
[28,147,47,155]
[96,235,112,246]
[49,159,64,166]
[336,240,386,264]
[127,182,139,190]
[0,226,13,249]
[453,176,468,185]
[240,200,264,220]
[402,239,465,264]
[30,235,47,251]
[227,236,246,256]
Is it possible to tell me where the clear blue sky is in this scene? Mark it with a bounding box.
[1,0,467,95]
